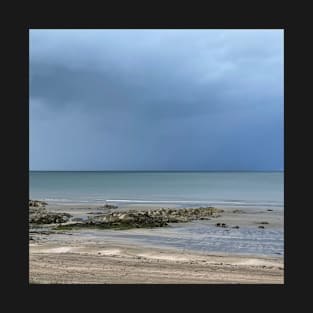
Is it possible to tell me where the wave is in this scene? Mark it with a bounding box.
[42,198,92,203]
[106,199,210,203]
[106,199,283,207]
[32,197,283,208]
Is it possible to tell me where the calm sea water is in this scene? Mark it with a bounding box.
[29,171,284,209]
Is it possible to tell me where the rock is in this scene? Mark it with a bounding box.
[29,200,48,207]
[103,204,118,209]
[258,221,269,225]
[175,216,189,223]
[46,206,224,230]
[232,226,240,229]
[267,209,273,211]
[29,211,72,224]
[258,225,265,229]
[232,209,245,213]
[216,222,227,227]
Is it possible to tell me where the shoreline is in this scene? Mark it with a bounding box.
[31,199,284,211]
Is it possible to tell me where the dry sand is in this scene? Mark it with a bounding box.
[29,241,283,284]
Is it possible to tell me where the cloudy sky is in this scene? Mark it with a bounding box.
[29,29,283,171]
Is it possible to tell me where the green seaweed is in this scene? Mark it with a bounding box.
[53,224,75,231]
[53,222,167,231]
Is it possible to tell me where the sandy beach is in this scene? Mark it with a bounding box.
[29,241,283,284]
[29,203,284,284]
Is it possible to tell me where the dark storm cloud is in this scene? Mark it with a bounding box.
[30,29,283,170]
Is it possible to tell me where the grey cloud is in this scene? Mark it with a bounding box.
[30,29,283,170]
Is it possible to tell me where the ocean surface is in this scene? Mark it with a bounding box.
[29,171,284,209]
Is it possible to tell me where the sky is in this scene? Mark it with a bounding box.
[29,29,284,171]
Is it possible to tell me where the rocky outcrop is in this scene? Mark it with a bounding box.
[84,211,168,229]
[29,210,72,224]
[29,201,71,225]
[55,207,224,230]
[103,204,118,209]
[29,200,47,207]
[28,200,223,230]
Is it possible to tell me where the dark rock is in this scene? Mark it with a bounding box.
[216,222,227,227]
[29,200,48,207]
[258,225,265,229]
[232,225,240,229]
[47,206,224,230]
[232,209,245,213]
[103,204,118,209]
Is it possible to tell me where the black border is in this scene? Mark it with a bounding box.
[6,6,294,307]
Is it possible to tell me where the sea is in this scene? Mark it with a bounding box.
[29,171,283,209]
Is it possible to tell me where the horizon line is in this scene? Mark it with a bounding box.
[29,170,284,172]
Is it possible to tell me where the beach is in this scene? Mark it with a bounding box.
[29,241,283,284]
[29,28,284,285]
[29,203,284,284]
